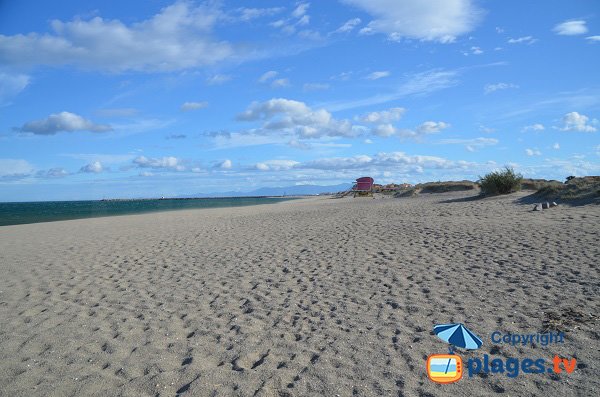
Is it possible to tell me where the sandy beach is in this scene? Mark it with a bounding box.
[1,192,598,396]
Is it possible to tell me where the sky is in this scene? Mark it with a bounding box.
[1,0,599,201]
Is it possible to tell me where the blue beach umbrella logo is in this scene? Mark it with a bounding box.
[434,323,483,351]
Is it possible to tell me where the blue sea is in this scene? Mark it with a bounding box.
[0,197,296,226]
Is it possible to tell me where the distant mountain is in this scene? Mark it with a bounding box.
[185,183,353,198]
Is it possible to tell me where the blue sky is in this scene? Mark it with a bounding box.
[1,0,599,201]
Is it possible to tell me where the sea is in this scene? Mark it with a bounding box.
[0,197,297,227]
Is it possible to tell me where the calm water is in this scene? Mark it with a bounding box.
[0,197,296,226]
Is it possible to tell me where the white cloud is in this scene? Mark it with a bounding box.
[37,168,69,178]
[358,107,405,123]
[372,124,397,137]
[586,35,600,42]
[139,171,154,177]
[558,111,597,132]
[326,68,459,111]
[553,143,560,150]
[17,111,112,135]
[133,156,185,171]
[219,159,232,169]
[437,137,498,151]
[366,71,391,80]
[292,3,310,18]
[80,161,103,173]
[484,82,519,94]
[553,20,587,36]
[0,159,35,178]
[335,18,362,33]
[271,78,290,88]
[341,0,482,43]
[236,98,358,139]
[255,159,299,171]
[206,74,232,85]
[180,101,208,111]
[397,121,451,140]
[259,70,278,83]
[416,121,450,134]
[236,7,284,21]
[507,36,537,44]
[0,2,232,72]
[470,46,483,54]
[0,73,30,104]
[522,123,545,132]
[364,139,373,144]
[525,148,541,156]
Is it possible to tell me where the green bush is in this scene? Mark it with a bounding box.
[479,167,523,195]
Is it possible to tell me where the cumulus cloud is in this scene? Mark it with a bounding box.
[484,82,519,94]
[0,2,233,72]
[366,71,391,80]
[181,101,208,111]
[416,121,450,134]
[0,72,30,104]
[586,36,600,42]
[255,159,299,171]
[80,161,103,173]
[341,0,482,43]
[218,159,232,169]
[236,98,358,139]
[358,107,406,123]
[0,159,35,179]
[522,123,545,132]
[17,111,112,135]
[372,124,397,137]
[507,36,537,44]
[558,111,597,132]
[398,121,450,139]
[553,143,560,150]
[525,148,541,156]
[299,151,474,172]
[37,168,69,178]
[335,18,362,33]
[133,156,185,171]
[553,20,587,36]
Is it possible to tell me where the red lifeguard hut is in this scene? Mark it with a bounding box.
[353,176,374,197]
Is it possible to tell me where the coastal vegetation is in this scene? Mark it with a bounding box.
[479,167,523,196]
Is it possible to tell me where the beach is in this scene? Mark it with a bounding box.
[1,191,598,396]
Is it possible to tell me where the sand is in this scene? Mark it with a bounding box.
[0,192,598,396]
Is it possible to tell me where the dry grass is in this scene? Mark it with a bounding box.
[394,181,477,197]
[521,178,563,190]
[535,176,600,202]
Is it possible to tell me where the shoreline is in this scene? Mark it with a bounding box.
[0,196,305,227]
